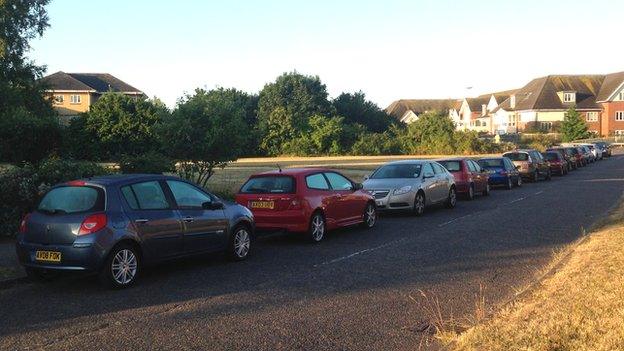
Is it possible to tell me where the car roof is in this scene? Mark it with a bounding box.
[435,158,467,162]
[74,174,183,187]
[381,159,430,165]
[504,150,529,154]
[254,167,332,176]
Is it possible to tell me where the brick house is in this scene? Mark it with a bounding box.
[595,71,624,136]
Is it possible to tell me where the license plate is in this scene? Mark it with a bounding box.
[35,251,61,263]
[250,201,274,209]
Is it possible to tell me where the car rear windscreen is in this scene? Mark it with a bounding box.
[437,161,461,172]
[542,152,559,161]
[38,186,104,214]
[479,159,503,168]
[503,153,528,161]
[371,164,422,179]
[240,176,295,194]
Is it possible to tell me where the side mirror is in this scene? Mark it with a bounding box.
[353,183,363,191]
[363,175,370,181]
[202,201,224,210]
[423,172,435,179]
[515,165,521,170]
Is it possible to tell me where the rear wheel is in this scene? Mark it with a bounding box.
[99,244,140,289]
[516,176,522,187]
[466,184,475,200]
[506,177,513,190]
[308,212,326,243]
[362,203,377,229]
[413,192,426,216]
[546,169,552,181]
[446,187,457,209]
[227,225,252,261]
[482,183,490,196]
[532,170,539,182]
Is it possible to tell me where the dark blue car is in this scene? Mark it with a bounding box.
[478,157,522,190]
[16,174,255,288]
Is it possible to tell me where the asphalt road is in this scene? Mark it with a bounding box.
[2,155,624,350]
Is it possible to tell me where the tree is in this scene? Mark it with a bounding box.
[0,107,61,163]
[84,93,168,159]
[258,72,334,155]
[560,106,590,142]
[283,115,346,155]
[402,111,457,154]
[332,92,394,133]
[159,88,248,187]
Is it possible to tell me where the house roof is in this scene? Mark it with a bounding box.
[596,71,624,102]
[497,75,605,112]
[466,96,490,112]
[41,71,143,94]
[385,99,461,120]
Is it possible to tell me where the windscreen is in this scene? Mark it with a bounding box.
[503,153,529,161]
[240,176,295,194]
[542,153,559,161]
[38,186,104,214]
[479,159,503,168]
[437,161,461,172]
[370,164,422,179]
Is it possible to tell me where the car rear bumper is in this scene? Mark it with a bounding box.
[454,181,470,194]
[488,174,510,185]
[16,239,106,272]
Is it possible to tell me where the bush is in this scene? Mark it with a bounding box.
[351,132,402,155]
[0,108,62,163]
[61,115,105,161]
[119,152,176,174]
[519,134,561,151]
[0,158,111,237]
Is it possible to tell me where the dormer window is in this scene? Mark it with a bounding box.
[563,92,576,103]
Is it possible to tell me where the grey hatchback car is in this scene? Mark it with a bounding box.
[16,174,255,288]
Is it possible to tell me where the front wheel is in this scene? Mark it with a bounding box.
[413,192,426,216]
[546,170,552,181]
[482,183,490,196]
[446,187,457,209]
[532,171,539,182]
[361,203,377,229]
[308,212,326,243]
[516,176,522,187]
[99,244,140,289]
[228,225,252,261]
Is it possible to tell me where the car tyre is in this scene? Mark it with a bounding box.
[482,183,490,196]
[361,202,377,229]
[413,191,426,216]
[446,187,457,209]
[546,170,552,181]
[516,176,522,187]
[506,177,513,190]
[532,170,539,182]
[308,212,326,243]
[228,225,252,261]
[99,243,140,289]
[466,184,475,200]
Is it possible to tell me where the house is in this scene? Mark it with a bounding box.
[385,99,462,124]
[40,71,144,120]
[493,75,605,134]
[458,91,515,133]
[595,71,624,136]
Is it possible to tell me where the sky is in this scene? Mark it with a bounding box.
[30,0,624,108]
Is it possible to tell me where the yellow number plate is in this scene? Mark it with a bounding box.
[35,251,62,263]
[250,201,275,209]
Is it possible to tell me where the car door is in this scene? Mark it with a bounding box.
[469,160,488,192]
[305,173,339,226]
[431,162,450,201]
[165,180,229,254]
[324,172,361,223]
[421,163,440,203]
[120,181,183,260]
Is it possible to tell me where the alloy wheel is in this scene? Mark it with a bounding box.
[310,214,325,242]
[111,249,138,286]
[447,188,457,208]
[233,228,251,258]
[414,193,425,216]
[364,204,376,228]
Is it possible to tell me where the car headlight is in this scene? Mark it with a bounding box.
[393,186,412,195]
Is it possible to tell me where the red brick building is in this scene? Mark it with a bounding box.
[596,72,624,136]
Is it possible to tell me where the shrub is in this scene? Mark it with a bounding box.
[119,152,176,174]
[0,107,62,163]
[61,115,105,161]
[36,157,110,187]
[351,132,402,155]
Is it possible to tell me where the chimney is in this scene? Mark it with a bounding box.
[482,104,487,116]
[510,94,516,109]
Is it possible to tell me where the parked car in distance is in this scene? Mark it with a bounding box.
[477,157,522,189]
[571,144,594,164]
[236,168,376,243]
[437,158,490,200]
[542,151,567,176]
[362,160,456,216]
[546,147,573,171]
[594,141,612,157]
[16,175,255,288]
[502,149,552,182]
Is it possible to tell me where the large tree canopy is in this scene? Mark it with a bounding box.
[332,91,394,133]
[258,72,334,155]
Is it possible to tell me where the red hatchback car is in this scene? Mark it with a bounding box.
[437,158,490,200]
[235,168,377,243]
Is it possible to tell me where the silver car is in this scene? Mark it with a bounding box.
[363,160,457,216]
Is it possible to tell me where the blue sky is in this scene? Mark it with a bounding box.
[31,0,624,108]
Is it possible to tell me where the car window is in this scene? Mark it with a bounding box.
[431,162,446,175]
[437,161,460,172]
[504,158,514,169]
[324,172,353,191]
[503,152,528,161]
[370,164,422,179]
[542,153,559,161]
[470,160,482,172]
[240,176,295,194]
[38,186,104,214]
[422,163,435,177]
[167,180,212,208]
[306,173,330,190]
[479,159,503,168]
[122,181,169,210]
[466,161,476,172]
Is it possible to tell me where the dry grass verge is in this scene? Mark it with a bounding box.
[452,196,624,351]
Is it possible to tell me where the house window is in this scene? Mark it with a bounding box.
[616,111,624,121]
[540,122,553,130]
[617,92,624,101]
[70,95,81,104]
[563,92,575,103]
[53,95,64,104]
[586,112,598,122]
[615,130,624,135]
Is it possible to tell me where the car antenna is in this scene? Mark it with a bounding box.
[277,164,282,173]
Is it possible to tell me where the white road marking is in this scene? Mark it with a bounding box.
[438,214,472,228]
[508,197,526,204]
[314,238,407,267]
[534,191,544,195]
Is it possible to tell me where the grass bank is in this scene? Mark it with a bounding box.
[451,196,624,351]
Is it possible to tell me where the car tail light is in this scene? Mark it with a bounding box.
[19,213,31,234]
[288,197,302,210]
[78,213,107,235]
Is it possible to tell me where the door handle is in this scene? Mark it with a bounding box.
[134,219,149,224]
[182,216,195,223]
